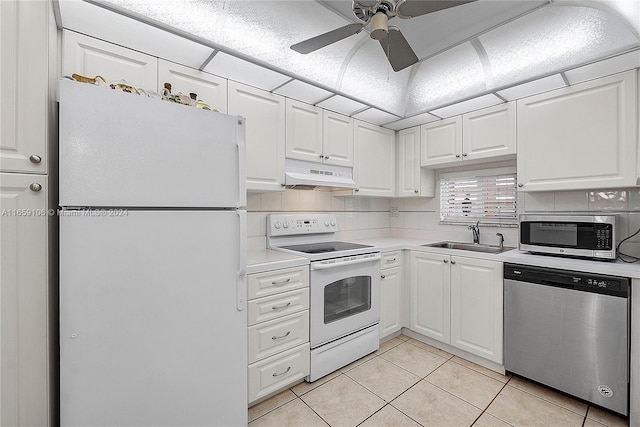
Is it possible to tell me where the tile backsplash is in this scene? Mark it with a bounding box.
[248,187,640,260]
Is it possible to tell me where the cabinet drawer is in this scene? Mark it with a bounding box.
[248,343,310,404]
[248,288,309,326]
[382,251,402,269]
[248,311,309,363]
[247,265,309,300]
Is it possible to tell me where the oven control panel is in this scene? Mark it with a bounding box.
[268,213,338,236]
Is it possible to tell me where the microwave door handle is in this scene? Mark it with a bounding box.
[310,254,381,270]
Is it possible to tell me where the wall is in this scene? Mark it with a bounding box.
[247,188,390,250]
[522,188,640,259]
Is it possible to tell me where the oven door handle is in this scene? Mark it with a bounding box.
[311,254,381,270]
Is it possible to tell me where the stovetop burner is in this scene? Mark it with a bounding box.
[280,241,373,254]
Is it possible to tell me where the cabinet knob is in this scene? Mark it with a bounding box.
[324,155,330,159]
[451,260,456,265]
[518,183,523,188]
[29,154,42,164]
[319,154,324,158]
[443,259,448,263]
[381,275,386,279]
[355,188,360,192]
[455,154,461,158]
[462,153,468,157]
[29,183,42,192]
[414,189,419,194]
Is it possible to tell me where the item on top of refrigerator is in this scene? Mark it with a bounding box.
[70,73,107,86]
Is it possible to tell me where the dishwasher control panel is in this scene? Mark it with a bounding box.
[504,264,630,298]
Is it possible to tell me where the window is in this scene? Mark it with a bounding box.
[440,170,518,224]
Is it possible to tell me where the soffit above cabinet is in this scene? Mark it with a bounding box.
[58,0,640,127]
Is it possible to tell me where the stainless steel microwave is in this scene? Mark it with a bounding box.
[519,214,616,260]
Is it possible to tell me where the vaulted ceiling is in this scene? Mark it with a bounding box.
[58,0,640,128]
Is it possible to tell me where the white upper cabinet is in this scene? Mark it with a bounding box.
[228,81,285,192]
[322,110,354,167]
[517,70,638,192]
[285,100,354,167]
[0,1,49,174]
[353,120,395,197]
[420,102,516,168]
[420,117,462,166]
[397,126,435,198]
[157,60,228,114]
[62,30,157,91]
[285,99,323,163]
[462,102,516,162]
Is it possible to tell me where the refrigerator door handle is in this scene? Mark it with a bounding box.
[236,116,247,207]
[237,210,247,311]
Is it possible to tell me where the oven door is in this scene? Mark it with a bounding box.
[309,253,381,348]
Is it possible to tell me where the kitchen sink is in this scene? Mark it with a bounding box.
[421,241,514,254]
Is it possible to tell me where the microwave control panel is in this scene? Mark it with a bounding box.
[594,224,611,249]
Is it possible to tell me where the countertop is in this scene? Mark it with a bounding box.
[249,237,640,279]
[246,249,309,275]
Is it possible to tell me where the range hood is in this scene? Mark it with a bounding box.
[284,159,358,190]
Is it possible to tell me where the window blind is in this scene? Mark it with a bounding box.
[440,173,518,223]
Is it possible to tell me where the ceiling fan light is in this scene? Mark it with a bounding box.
[370,12,388,40]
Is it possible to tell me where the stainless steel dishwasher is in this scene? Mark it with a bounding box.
[504,263,630,415]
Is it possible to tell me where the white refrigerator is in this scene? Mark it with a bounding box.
[59,80,247,426]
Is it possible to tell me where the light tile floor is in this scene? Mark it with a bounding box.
[248,335,630,427]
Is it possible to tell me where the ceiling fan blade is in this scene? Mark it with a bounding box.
[379,28,418,72]
[291,24,365,54]
[395,0,476,19]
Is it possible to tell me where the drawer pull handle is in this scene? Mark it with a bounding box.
[272,302,291,311]
[386,258,396,263]
[272,331,291,340]
[381,275,386,279]
[272,366,291,377]
[271,278,291,286]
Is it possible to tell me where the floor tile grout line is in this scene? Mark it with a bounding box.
[448,357,511,383]
[247,390,298,423]
[503,381,590,418]
[472,379,513,426]
[343,366,422,406]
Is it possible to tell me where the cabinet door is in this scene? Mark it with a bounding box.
[462,102,516,162]
[285,99,323,163]
[157,60,228,114]
[409,252,450,343]
[380,266,403,339]
[450,256,503,364]
[420,117,462,166]
[353,120,395,197]
[0,173,48,426]
[517,70,637,192]
[62,30,157,91]
[228,81,285,192]
[397,127,421,197]
[0,1,48,174]
[323,110,354,167]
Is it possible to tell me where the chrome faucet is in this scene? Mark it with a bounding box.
[468,221,480,244]
[496,233,504,250]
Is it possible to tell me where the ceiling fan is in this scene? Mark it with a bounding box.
[291,0,475,72]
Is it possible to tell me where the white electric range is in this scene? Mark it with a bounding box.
[267,213,381,381]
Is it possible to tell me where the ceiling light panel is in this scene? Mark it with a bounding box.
[273,80,333,105]
[203,52,290,91]
[108,1,362,90]
[384,113,440,131]
[317,95,367,116]
[339,40,412,116]
[430,94,503,118]
[406,42,486,115]
[564,50,640,85]
[60,1,213,69]
[479,5,640,90]
[352,108,400,126]
[496,74,566,101]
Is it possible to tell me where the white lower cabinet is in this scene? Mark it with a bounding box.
[247,265,310,405]
[380,251,403,339]
[410,251,503,364]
